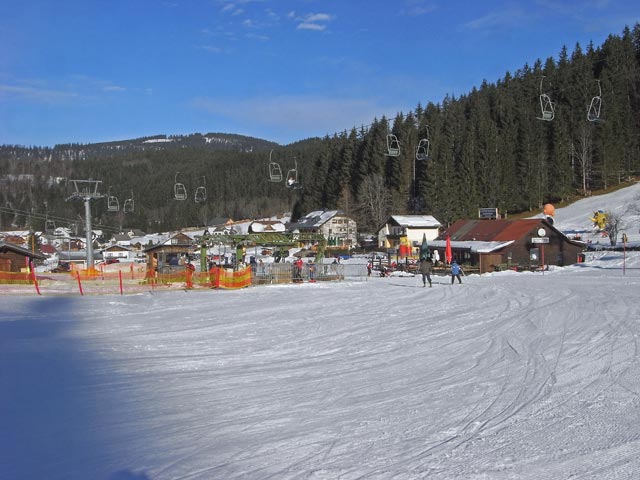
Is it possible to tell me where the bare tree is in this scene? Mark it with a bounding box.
[571,124,592,196]
[357,174,390,230]
[604,210,623,246]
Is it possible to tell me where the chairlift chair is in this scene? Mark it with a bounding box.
[587,80,604,123]
[415,138,431,161]
[123,191,134,213]
[285,159,302,189]
[45,219,56,234]
[386,134,401,157]
[107,187,119,212]
[195,177,207,203]
[536,77,555,121]
[268,150,283,182]
[174,173,187,201]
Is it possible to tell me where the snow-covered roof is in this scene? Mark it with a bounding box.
[294,210,346,229]
[130,234,169,246]
[390,215,442,228]
[428,239,515,254]
[250,221,286,233]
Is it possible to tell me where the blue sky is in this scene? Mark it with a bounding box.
[1,0,638,147]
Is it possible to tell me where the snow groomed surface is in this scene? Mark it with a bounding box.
[2,182,640,479]
[2,253,640,479]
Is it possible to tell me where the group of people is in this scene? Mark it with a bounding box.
[418,257,463,287]
[293,257,316,282]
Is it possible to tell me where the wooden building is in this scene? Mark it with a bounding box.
[427,219,585,273]
[377,215,442,256]
[0,241,46,272]
[144,233,196,273]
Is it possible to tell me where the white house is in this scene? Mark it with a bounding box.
[101,244,137,263]
[377,215,442,255]
[290,210,358,248]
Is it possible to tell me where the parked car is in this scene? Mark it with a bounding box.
[52,262,71,273]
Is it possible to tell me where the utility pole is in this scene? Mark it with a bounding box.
[67,180,104,272]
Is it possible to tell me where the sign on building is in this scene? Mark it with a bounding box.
[478,208,499,220]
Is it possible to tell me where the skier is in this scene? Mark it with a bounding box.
[308,259,316,282]
[451,260,463,284]
[418,257,433,287]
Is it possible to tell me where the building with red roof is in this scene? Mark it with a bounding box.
[426,218,584,273]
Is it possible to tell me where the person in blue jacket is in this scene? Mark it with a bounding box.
[451,260,463,284]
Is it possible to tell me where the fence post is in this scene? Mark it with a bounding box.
[76,271,84,296]
[30,261,41,295]
[119,270,123,295]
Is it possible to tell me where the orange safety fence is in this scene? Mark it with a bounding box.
[205,266,252,289]
[144,266,252,290]
[0,271,33,284]
[1,262,355,296]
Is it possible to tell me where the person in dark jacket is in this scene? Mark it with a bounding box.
[451,260,463,284]
[418,257,433,287]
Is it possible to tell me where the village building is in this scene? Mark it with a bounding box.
[101,244,137,263]
[0,232,31,247]
[427,218,585,273]
[208,217,234,227]
[144,232,196,273]
[289,210,357,248]
[377,215,442,256]
[249,220,287,234]
[112,233,133,247]
[0,241,46,272]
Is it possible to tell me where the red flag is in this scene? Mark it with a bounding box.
[445,235,452,264]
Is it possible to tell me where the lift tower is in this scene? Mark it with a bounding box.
[67,180,104,272]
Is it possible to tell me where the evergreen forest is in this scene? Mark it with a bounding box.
[1,24,640,236]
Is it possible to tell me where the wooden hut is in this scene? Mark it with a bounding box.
[0,241,46,272]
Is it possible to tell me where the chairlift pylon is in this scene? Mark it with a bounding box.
[174,173,187,201]
[195,176,207,203]
[536,76,555,121]
[107,186,119,212]
[123,191,134,213]
[268,150,283,182]
[587,80,604,123]
[386,134,401,157]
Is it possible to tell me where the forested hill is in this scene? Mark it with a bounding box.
[1,24,640,236]
[0,132,278,161]
[294,24,640,232]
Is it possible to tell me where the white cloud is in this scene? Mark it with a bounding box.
[0,76,151,106]
[462,7,527,31]
[400,0,437,16]
[305,13,332,23]
[0,84,74,103]
[297,22,326,31]
[295,12,333,32]
[246,33,269,41]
